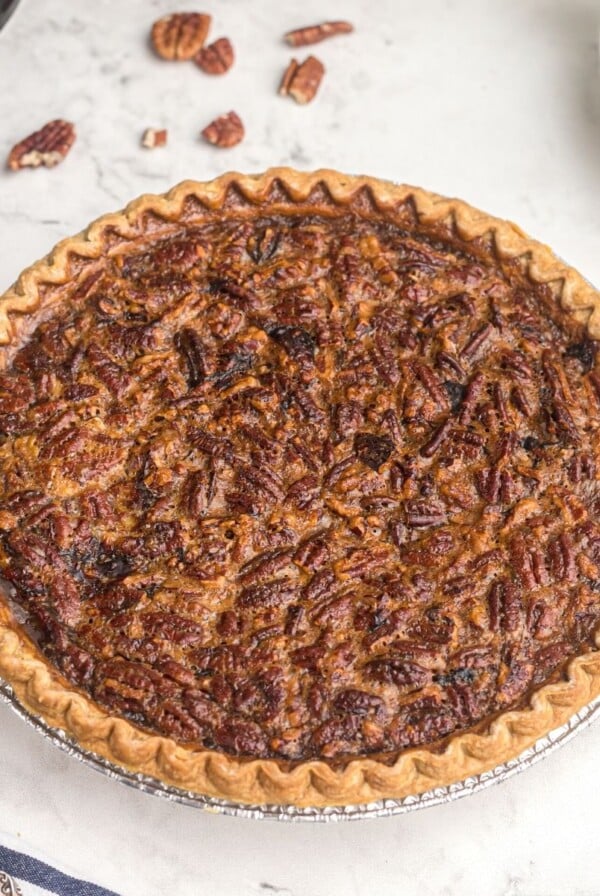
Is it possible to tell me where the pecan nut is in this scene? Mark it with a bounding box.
[8,120,76,171]
[284,20,354,46]
[194,36,234,74]
[151,12,211,60]
[201,111,244,148]
[141,128,168,149]
[279,56,325,104]
[354,432,393,471]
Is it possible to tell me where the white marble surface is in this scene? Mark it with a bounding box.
[1,0,600,893]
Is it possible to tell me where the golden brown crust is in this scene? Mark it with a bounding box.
[1,168,600,807]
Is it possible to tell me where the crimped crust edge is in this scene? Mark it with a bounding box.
[0,167,599,808]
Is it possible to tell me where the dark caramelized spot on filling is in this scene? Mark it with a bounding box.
[1,211,600,762]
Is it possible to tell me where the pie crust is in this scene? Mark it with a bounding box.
[0,168,599,808]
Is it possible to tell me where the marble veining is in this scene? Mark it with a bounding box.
[1,1,600,894]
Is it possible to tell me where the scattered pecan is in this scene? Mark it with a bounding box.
[201,110,244,148]
[279,56,325,104]
[194,36,234,74]
[141,128,168,149]
[8,120,76,171]
[284,21,354,46]
[151,12,211,60]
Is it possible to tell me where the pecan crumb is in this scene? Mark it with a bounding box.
[195,37,234,74]
[279,56,325,104]
[141,128,168,149]
[151,12,211,60]
[8,120,76,171]
[201,111,244,148]
[284,21,354,47]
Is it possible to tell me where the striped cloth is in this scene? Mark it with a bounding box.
[0,845,120,896]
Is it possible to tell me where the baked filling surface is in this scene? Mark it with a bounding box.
[1,201,600,764]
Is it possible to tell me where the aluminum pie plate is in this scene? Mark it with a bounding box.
[1,679,599,821]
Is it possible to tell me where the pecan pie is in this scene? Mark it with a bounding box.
[1,169,600,807]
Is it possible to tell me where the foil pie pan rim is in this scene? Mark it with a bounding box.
[1,680,598,821]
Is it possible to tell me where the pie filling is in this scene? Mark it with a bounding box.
[1,209,599,762]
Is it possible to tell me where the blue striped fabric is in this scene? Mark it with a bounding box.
[0,845,120,896]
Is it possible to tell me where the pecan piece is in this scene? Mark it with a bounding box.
[420,418,453,458]
[365,658,431,691]
[8,120,76,171]
[151,12,211,60]
[238,548,294,584]
[194,37,234,74]
[181,470,211,517]
[141,128,168,148]
[201,111,244,148]
[279,56,325,104]
[266,324,315,363]
[488,579,521,632]
[174,327,208,388]
[460,323,494,360]
[87,343,131,396]
[334,688,382,715]
[405,501,447,528]
[548,532,577,583]
[354,432,393,471]
[237,578,297,609]
[215,718,267,755]
[284,20,354,46]
[247,226,281,264]
[302,568,335,603]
